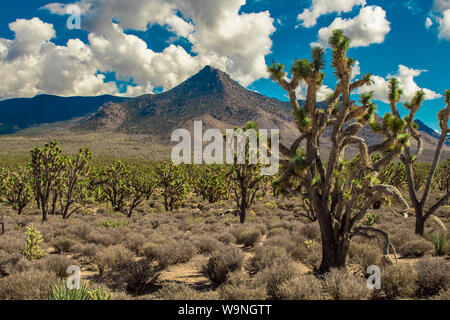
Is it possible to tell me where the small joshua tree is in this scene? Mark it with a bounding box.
[0,167,33,215]
[436,159,450,193]
[21,224,46,261]
[269,30,408,273]
[59,148,93,219]
[92,161,132,212]
[386,87,450,236]
[227,122,265,224]
[198,165,227,204]
[127,172,156,218]
[156,162,189,211]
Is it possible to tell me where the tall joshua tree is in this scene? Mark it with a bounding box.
[384,86,450,236]
[269,30,409,273]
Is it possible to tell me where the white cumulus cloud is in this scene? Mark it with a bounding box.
[297,0,366,28]
[0,0,276,99]
[438,9,450,40]
[315,6,391,48]
[359,65,442,103]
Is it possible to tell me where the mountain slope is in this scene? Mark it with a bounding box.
[0,94,129,134]
[80,66,307,143]
[79,66,449,153]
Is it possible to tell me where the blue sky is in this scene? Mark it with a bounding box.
[0,0,449,130]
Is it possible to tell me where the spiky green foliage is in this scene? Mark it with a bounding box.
[197,165,227,203]
[21,224,46,261]
[49,281,111,300]
[156,162,189,211]
[268,63,286,82]
[388,78,403,104]
[430,233,448,257]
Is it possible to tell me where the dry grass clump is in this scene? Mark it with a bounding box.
[153,283,217,300]
[234,228,262,247]
[52,236,78,254]
[415,256,450,297]
[95,245,135,274]
[254,259,297,300]
[399,238,435,258]
[35,254,76,278]
[218,271,267,300]
[246,246,291,274]
[322,268,370,300]
[348,241,383,272]
[299,223,321,242]
[124,233,147,255]
[192,235,222,254]
[202,246,245,285]
[278,275,323,300]
[216,232,236,244]
[150,240,198,268]
[380,264,417,300]
[0,270,57,300]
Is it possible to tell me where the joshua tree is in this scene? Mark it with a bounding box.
[227,122,265,224]
[126,172,156,218]
[269,30,409,273]
[59,148,93,219]
[0,167,33,215]
[386,87,450,236]
[156,162,189,211]
[30,141,67,222]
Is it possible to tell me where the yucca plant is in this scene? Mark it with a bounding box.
[430,233,448,257]
[49,280,111,300]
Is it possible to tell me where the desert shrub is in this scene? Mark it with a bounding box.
[289,240,322,271]
[380,264,417,300]
[348,242,383,272]
[416,256,450,297]
[0,270,57,300]
[124,233,146,255]
[255,260,297,300]
[35,255,76,278]
[435,288,450,300]
[390,227,415,249]
[86,232,118,247]
[235,228,262,247]
[202,246,244,285]
[323,268,370,300]
[153,240,198,268]
[95,245,135,274]
[0,250,30,275]
[217,233,236,244]
[192,235,221,254]
[219,272,267,300]
[299,223,321,242]
[278,275,323,300]
[123,260,159,295]
[53,236,78,254]
[154,283,216,300]
[246,246,291,274]
[400,238,435,258]
[69,223,92,241]
[76,243,101,258]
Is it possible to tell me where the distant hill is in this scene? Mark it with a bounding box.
[0,94,129,134]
